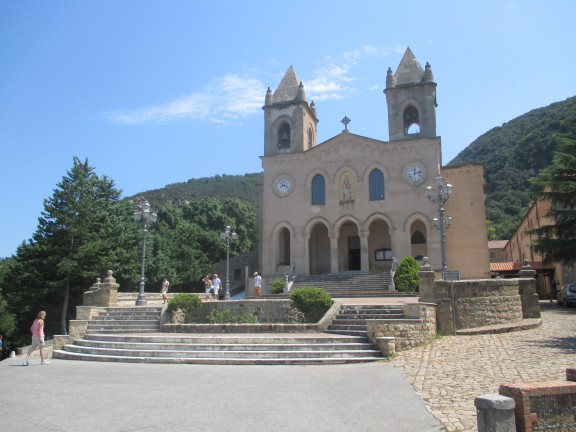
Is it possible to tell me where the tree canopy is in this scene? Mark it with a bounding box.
[530,119,576,264]
[0,158,259,347]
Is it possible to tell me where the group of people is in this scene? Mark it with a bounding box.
[202,273,222,301]
[160,270,262,304]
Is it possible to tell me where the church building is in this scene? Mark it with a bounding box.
[258,48,490,283]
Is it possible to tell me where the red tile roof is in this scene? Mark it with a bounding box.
[490,261,554,272]
[488,240,509,249]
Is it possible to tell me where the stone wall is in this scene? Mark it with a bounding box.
[366,303,437,355]
[419,267,540,335]
[163,299,342,333]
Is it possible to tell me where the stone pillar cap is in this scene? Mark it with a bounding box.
[474,394,515,410]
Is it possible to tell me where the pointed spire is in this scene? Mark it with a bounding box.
[386,67,395,88]
[310,100,316,117]
[296,81,307,101]
[394,47,424,85]
[272,65,301,103]
[423,62,434,83]
[265,87,272,106]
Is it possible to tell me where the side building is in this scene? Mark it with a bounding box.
[258,48,490,285]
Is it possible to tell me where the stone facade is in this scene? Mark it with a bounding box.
[259,48,490,285]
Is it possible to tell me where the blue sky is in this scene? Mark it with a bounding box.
[1,1,575,258]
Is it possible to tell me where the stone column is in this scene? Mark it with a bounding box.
[329,233,338,273]
[517,260,540,318]
[475,394,516,432]
[360,230,369,272]
[302,233,310,274]
[417,257,436,303]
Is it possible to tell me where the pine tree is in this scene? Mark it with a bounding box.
[26,157,139,334]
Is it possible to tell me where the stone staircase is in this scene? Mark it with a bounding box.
[273,271,418,298]
[53,333,384,365]
[326,304,406,337]
[54,305,386,365]
[86,307,162,334]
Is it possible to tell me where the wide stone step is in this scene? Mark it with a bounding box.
[54,333,384,365]
[325,329,368,337]
[53,351,383,365]
[60,345,381,359]
[92,315,160,321]
[87,325,161,333]
[82,334,370,344]
[74,339,375,352]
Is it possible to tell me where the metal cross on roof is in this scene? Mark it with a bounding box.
[341,116,351,131]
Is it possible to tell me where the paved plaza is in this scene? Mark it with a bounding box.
[1,301,574,431]
[392,302,576,431]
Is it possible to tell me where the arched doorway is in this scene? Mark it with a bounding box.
[338,221,360,271]
[309,222,330,274]
[277,227,291,268]
[410,220,428,261]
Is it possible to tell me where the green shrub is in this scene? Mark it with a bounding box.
[207,308,260,324]
[290,286,333,315]
[393,256,420,292]
[167,293,202,313]
[270,279,284,295]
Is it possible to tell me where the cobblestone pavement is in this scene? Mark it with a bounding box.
[391,302,576,432]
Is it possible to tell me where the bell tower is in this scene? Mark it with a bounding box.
[384,47,437,141]
[263,66,318,156]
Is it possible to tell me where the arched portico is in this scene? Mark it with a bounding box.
[308,221,331,275]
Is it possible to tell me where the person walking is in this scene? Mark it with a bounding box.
[212,273,222,301]
[202,275,213,301]
[23,311,49,366]
[161,277,170,304]
[254,272,262,298]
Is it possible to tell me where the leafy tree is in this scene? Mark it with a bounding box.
[530,121,576,264]
[394,256,420,292]
[1,157,140,337]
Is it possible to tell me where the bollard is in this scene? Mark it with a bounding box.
[10,351,16,358]
[475,394,516,432]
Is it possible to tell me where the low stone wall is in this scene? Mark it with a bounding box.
[419,267,539,334]
[366,303,436,356]
[499,381,576,432]
[163,299,342,333]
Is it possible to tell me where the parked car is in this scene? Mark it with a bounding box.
[557,282,576,307]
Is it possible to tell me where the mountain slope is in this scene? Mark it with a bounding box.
[448,96,576,238]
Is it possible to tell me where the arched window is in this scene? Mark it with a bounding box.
[311,174,325,205]
[278,123,291,149]
[403,105,420,134]
[369,169,385,201]
[307,127,313,148]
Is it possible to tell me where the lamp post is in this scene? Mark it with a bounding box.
[425,176,453,272]
[133,200,157,306]
[219,225,238,300]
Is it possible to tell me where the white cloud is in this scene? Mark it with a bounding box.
[104,74,266,125]
[104,44,396,124]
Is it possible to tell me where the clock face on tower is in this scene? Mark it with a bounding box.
[405,163,426,185]
[275,178,292,194]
